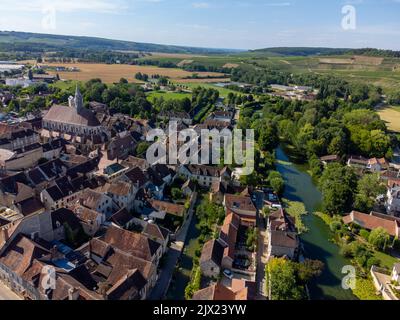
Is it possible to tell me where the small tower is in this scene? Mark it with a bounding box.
[74,85,84,114]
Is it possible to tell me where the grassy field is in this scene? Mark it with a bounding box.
[175,81,244,98]
[377,106,400,133]
[41,62,225,84]
[146,90,191,103]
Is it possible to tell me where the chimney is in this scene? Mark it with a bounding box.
[0,228,9,246]
[68,287,79,301]
[50,245,58,261]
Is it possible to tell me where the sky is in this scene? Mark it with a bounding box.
[0,0,400,50]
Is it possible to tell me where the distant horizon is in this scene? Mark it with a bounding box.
[1,0,399,50]
[1,29,399,53]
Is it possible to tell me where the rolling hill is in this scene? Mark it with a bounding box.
[0,31,240,55]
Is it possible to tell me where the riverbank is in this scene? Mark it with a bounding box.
[275,146,357,300]
[313,212,396,300]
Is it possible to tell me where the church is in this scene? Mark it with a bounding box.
[43,86,103,138]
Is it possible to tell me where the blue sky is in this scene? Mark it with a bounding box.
[1,0,400,50]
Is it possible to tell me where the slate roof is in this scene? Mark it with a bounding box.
[109,208,133,227]
[44,104,100,127]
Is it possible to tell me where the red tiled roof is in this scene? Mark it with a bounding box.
[343,211,399,237]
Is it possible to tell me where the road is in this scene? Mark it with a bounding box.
[253,190,269,300]
[149,192,198,300]
[0,282,22,300]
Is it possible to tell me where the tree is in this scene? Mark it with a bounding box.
[354,173,385,213]
[136,142,150,157]
[295,259,324,283]
[266,258,304,300]
[368,227,390,251]
[171,188,183,200]
[319,163,357,215]
[309,155,323,179]
[268,171,285,195]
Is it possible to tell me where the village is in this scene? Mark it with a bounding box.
[0,54,400,301]
[0,58,308,301]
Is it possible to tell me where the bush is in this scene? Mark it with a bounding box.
[171,188,183,200]
[367,257,381,270]
[368,227,390,251]
[360,229,370,241]
[340,244,354,258]
[330,221,342,233]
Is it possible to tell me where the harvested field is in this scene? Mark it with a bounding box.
[178,78,230,83]
[353,55,384,66]
[223,63,239,68]
[177,60,194,67]
[41,62,224,83]
[378,106,400,132]
[319,58,354,65]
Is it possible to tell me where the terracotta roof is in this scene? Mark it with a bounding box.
[90,238,111,258]
[193,283,246,301]
[102,248,155,284]
[219,213,239,259]
[73,205,102,224]
[44,104,100,127]
[78,189,104,211]
[143,223,169,241]
[270,231,298,249]
[106,269,146,300]
[343,211,399,237]
[320,155,340,162]
[106,181,132,197]
[100,226,160,262]
[149,199,186,217]
[200,239,224,265]
[368,158,388,166]
[185,165,231,178]
[0,235,49,276]
[121,156,149,171]
[224,194,256,215]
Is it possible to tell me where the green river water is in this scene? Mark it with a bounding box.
[276,146,357,300]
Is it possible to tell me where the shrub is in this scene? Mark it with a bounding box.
[360,229,370,241]
[330,221,342,233]
[367,257,381,270]
[368,227,390,251]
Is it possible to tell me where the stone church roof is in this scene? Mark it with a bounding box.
[43,104,100,127]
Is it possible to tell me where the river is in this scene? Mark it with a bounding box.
[275,146,357,300]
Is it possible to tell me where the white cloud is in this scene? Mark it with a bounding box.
[192,2,210,9]
[1,0,127,14]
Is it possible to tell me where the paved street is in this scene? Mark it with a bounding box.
[149,192,198,300]
[0,282,21,300]
[253,190,269,300]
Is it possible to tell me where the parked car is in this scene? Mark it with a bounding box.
[223,269,233,279]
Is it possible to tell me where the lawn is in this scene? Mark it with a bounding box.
[175,81,246,98]
[51,80,80,91]
[377,106,400,133]
[146,91,191,103]
[373,250,399,270]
